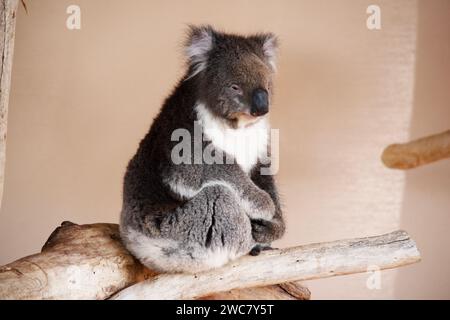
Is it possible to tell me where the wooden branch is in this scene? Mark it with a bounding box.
[0,222,309,300]
[112,230,420,300]
[0,0,19,207]
[0,222,420,300]
[382,130,450,169]
[0,222,155,299]
[0,222,419,300]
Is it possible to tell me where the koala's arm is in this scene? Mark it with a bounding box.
[164,161,276,221]
[249,163,286,244]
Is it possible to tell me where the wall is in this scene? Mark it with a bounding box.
[0,0,448,299]
[395,0,450,299]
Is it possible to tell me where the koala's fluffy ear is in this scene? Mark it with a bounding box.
[255,33,279,71]
[184,25,216,79]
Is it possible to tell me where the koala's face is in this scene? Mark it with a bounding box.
[204,50,274,127]
[185,26,278,128]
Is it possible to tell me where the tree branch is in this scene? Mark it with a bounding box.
[0,222,154,299]
[0,222,420,300]
[0,0,19,207]
[111,229,420,299]
[0,222,308,300]
[382,130,450,169]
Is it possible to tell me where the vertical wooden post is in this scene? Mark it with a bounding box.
[0,0,19,207]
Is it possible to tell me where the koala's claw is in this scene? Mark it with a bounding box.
[249,244,274,256]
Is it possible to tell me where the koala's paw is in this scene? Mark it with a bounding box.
[251,219,275,244]
[247,191,275,220]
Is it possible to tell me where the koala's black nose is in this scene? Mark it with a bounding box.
[251,88,269,116]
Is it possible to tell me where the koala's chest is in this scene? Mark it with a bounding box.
[204,120,269,174]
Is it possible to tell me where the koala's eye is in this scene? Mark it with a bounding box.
[230,84,242,94]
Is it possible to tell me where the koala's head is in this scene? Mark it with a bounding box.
[185,25,278,128]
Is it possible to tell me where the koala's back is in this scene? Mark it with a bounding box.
[121,79,196,222]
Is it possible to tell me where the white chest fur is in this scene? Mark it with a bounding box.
[195,103,269,173]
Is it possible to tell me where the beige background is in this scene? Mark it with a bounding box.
[1,0,449,299]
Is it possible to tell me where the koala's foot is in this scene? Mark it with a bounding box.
[251,217,286,244]
[249,244,274,256]
[122,183,256,273]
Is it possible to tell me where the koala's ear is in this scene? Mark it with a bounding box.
[184,25,216,78]
[255,33,279,71]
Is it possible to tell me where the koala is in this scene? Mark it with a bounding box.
[120,25,285,274]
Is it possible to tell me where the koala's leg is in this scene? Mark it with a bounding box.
[198,163,284,245]
[166,163,277,222]
[248,163,286,249]
[120,184,254,274]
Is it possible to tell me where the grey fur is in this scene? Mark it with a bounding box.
[120,25,285,273]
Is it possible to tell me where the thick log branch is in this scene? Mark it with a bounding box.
[0,222,154,299]
[0,222,308,300]
[0,222,420,300]
[112,230,420,299]
[382,130,450,169]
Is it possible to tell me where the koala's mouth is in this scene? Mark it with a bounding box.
[228,111,264,128]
